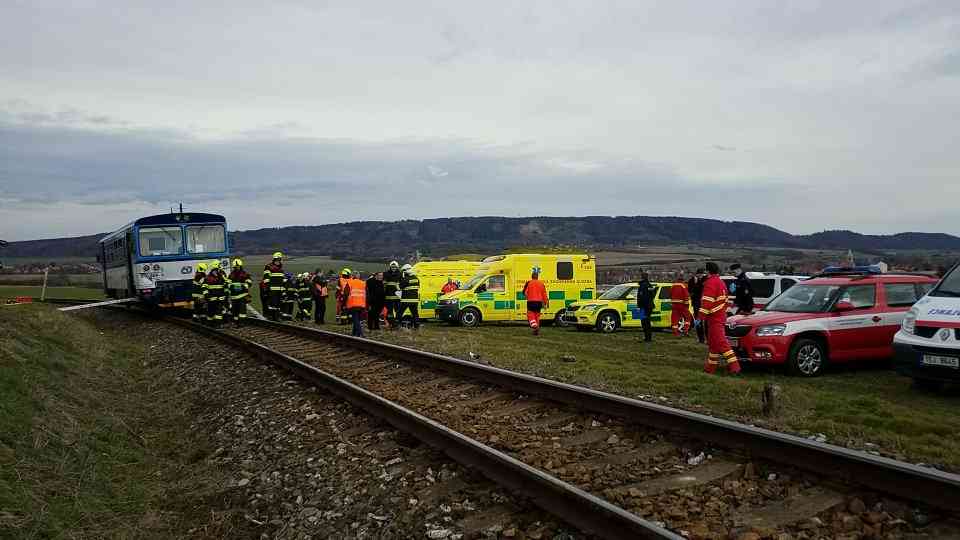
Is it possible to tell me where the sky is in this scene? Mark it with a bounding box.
[2,0,959,241]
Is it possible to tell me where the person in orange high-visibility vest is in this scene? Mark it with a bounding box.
[669,273,693,337]
[343,272,367,337]
[699,262,741,375]
[522,270,549,336]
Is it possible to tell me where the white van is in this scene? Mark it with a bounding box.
[893,264,959,389]
[722,272,809,315]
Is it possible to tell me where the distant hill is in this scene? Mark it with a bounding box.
[4,216,960,261]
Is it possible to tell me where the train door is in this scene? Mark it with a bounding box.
[125,231,135,297]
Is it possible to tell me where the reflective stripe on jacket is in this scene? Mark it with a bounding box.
[264,263,285,291]
[203,274,226,301]
[383,269,402,300]
[192,273,206,299]
[400,273,419,302]
[698,275,729,321]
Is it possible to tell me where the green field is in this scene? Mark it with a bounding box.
[314,320,960,472]
[0,285,105,301]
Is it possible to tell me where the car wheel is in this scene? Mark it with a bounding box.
[459,307,481,328]
[787,338,826,377]
[554,309,568,327]
[596,311,620,334]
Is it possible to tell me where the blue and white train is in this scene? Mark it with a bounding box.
[98,212,231,306]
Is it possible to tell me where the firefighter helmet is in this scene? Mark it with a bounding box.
[389,261,399,269]
[272,251,283,260]
[401,263,412,272]
[197,263,207,272]
[209,260,221,269]
[233,258,243,267]
[341,267,352,276]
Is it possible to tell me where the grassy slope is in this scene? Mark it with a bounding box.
[318,322,960,471]
[0,286,106,301]
[0,305,231,538]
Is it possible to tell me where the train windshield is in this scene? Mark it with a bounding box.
[138,227,183,256]
[186,224,226,254]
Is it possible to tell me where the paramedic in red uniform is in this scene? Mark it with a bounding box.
[669,273,693,336]
[522,270,549,335]
[699,262,741,375]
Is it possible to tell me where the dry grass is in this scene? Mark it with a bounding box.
[0,306,247,539]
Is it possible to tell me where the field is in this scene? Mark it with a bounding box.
[314,320,960,472]
[0,285,105,301]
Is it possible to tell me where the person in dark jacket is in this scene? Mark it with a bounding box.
[687,269,706,343]
[383,261,402,328]
[730,263,754,315]
[637,272,656,342]
[366,272,385,330]
[311,268,328,324]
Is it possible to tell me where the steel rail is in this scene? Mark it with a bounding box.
[157,314,682,540]
[247,318,960,513]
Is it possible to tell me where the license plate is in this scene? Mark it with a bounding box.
[729,338,739,348]
[922,354,959,368]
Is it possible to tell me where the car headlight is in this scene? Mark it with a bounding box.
[755,324,786,337]
[581,304,599,312]
[902,308,918,335]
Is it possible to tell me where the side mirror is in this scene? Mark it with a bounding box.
[834,301,855,312]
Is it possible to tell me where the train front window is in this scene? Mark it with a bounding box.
[186,225,226,254]
[138,227,183,256]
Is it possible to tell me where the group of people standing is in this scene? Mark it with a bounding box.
[191,258,252,328]
[336,261,422,337]
[260,252,327,323]
[258,254,421,338]
[632,263,753,376]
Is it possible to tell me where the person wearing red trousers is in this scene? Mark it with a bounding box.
[522,270,549,336]
[669,274,693,336]
[698,262,741,375]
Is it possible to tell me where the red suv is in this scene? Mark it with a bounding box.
[725,270,937,376]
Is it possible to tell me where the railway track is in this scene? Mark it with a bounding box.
[120,311,960,539]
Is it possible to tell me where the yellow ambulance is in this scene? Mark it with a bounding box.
[411,260,483,319]
[562,281,694,333]
[436,254,596,327]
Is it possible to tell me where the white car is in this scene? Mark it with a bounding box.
[894,263,960,390]
[722,272,809,315]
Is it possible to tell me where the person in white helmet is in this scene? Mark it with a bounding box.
[383,261,402,328]
[396,263,420,329]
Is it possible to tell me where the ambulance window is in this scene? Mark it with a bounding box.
[557,262,573,280]
[752,279,775,298]
[486,275,505,292]
[884,283,920,307]
[658,286,671,300]
[626,287,638,300]
[781,278,796,292]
